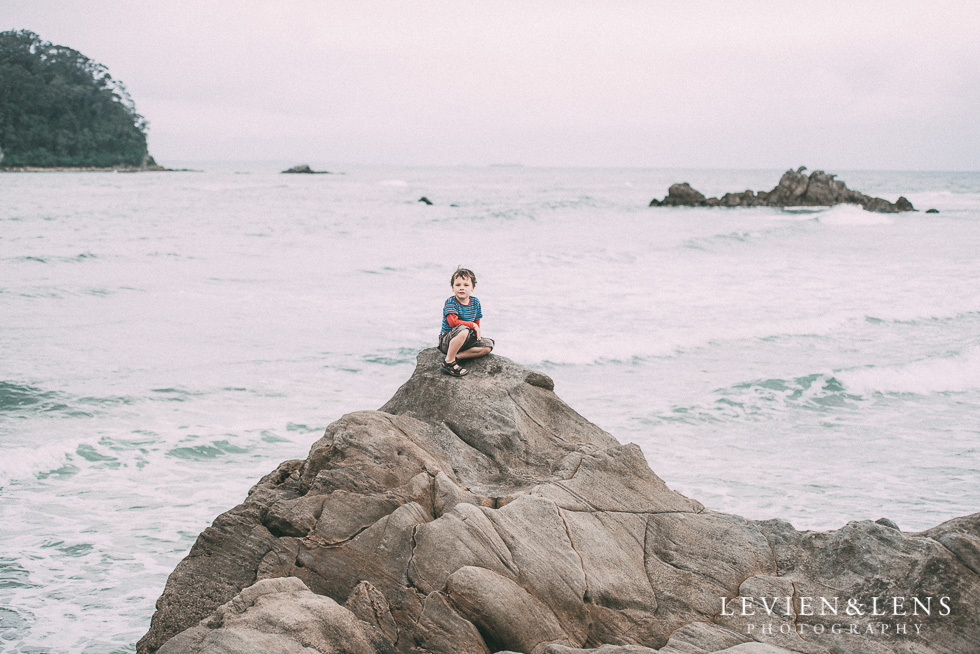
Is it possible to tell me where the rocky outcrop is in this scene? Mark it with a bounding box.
[650,167,916,213]
[282,164,331,174]
[155,577,394,654]
[139,350,980,654]
[653,183,710,207]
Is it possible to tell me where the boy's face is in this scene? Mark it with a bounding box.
[452,276,474,303]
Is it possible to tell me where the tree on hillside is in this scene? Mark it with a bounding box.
[0,30,153,167]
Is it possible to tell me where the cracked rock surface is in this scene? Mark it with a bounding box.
[139,349,980,654]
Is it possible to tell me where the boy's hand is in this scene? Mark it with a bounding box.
[473,325,481,340]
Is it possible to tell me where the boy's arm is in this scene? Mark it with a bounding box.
[446,313,480,333]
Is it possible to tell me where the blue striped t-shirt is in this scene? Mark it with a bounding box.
[441,296,482,335]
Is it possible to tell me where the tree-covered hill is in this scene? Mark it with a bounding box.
[0,30,154,168]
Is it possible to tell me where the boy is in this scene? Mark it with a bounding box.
[439,267,494,377]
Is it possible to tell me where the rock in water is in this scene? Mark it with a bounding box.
[139,349,980,654]
[650,168,917,213]
[648,183,709,207]
[281,164,330,174]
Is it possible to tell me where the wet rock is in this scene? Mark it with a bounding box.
[650,168,917,213]
[419,196,433,205]
[141,350,980,654]
[926,208,940,213]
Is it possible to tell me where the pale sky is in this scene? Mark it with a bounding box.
[3,0,978,169]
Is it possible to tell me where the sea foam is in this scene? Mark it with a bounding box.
[817,203,894,225]
[0,442,75,488]
[837,347,980,395]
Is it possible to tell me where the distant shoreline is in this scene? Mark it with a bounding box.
[0,165,199,173]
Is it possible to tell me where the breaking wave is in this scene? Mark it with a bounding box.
[661,373,863,424]
[0,382,72,413]
[836,348,980,395]
[816,204,893,225]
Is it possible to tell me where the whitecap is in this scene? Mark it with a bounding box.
[837,347,980,394]
[780,206,829,214]
[0,442,75,487]
[817,204,893,225]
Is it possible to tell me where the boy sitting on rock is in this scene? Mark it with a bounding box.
[439,267,494,377]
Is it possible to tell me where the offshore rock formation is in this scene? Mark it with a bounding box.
[282,164,331,174]
[649,167,916,213]
[139,350,980,654]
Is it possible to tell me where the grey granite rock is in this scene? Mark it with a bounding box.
[140,349,980,654]
[344,581,398,645]
[156,577,391,654]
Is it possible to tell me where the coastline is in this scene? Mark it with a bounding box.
[0,165,200,172]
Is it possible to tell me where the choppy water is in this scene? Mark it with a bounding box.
[2,164,979,652]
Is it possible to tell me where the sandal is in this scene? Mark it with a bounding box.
[441,359,468,377]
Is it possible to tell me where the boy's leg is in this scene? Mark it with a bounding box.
[456,345,491,359]
[445,328,471,363]
[457,336,492,360]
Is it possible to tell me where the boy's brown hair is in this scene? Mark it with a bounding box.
[450,267,477,287]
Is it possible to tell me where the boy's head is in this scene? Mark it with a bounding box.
[450,267,477,288]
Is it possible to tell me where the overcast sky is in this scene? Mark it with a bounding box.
[3,1,978,169]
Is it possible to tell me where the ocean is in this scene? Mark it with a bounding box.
[1,164,978,652]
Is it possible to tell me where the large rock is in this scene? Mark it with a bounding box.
[140,350,980,654]
[649,183,710,207]
[281,164,331,174]
[155,577,393,654]
[650,167,916,213]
